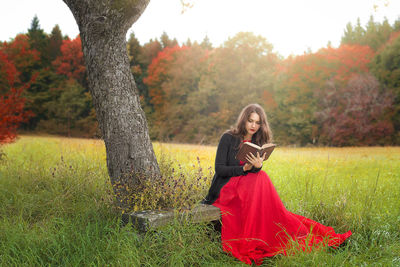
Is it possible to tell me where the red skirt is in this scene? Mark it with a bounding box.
[212,170,352,265]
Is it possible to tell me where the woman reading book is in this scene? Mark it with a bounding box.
[202,103,351,265]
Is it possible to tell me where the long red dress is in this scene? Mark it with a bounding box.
[212,143,352,265]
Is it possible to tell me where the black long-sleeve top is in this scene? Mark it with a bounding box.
[202,132,262,204]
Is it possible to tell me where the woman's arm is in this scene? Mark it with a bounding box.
[215,134,246,178]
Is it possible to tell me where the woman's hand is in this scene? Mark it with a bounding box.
[245,152,266,169]
[243,163,253,172]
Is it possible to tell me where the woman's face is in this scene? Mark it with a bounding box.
[245,112,261,137]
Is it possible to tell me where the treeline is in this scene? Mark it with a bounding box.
[1,16,96,138]
[1,15,400,146]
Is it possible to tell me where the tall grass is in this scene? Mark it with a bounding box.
[0,136,399,266]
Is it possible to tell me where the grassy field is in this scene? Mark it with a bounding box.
[0,136,399,266]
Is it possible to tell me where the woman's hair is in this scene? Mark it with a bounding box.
[228,103,273,145]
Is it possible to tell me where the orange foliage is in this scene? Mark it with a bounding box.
[0,87,34,143]
[52,36,86,83]
[143,45,189,108]
[262,90,277,110]
[277,44,375,98]
[319,45,374,81]
[316,74,394,146]
[1,34,40,79]
[0,49,34,143]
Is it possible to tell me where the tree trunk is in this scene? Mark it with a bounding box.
[62,0,161,208]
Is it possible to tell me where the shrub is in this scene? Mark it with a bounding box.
[111,153,214,213]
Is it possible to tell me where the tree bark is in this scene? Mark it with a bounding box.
[62,0,161,208]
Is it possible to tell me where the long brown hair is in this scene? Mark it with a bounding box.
[228,103,273,146]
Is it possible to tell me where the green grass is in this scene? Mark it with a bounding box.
[0,136,399,266]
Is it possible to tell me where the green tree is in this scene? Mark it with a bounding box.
[370,33,400,143]
[365,15,379,49]
[394,19,400,31]
[200,35,213,50]
[127,32,141,67]
[342,18,365,45]
[127,32,151,115]
[132,37,163,116]
[341,16,397,51]
[341,22,355,45]
[160,31,178,49]
[48,25,63,64]
[184,38,193,47]
[23,69,64,129]
[38,79,89,136]
[27,15,50,67]
[376,18,393,49]
[137,38,162,68]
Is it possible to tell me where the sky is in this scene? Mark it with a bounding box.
[1,0,399,58]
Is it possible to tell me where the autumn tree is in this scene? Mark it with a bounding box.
[1,34,42,130]
[274,44,375,145]
[144,44,210,142]
[52,35,86,85]
[62,0,160,209]
[2,33,53,132]
[316,74,394,146]
[0,49,33,143]
[143,32,278,143]
[43,34,97,137]
[206,32,278,137]
[2,34,40,83]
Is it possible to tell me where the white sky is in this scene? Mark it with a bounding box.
[1,0,399,58]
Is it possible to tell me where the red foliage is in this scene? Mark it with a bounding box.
[278,44,375,93]
[0,50,18,88]
[274,44,377,145]
[0,87,34,143]
[52,36,85,83]
[262,90,277,111]
[316,74,394,146]
[1,34,40,75]
[0,49,34,144]
[319,44,374,82]
[143,45,189,108]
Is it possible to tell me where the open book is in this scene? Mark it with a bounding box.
[236,142,276,163]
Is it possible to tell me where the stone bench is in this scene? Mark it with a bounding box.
[121,204,221,232]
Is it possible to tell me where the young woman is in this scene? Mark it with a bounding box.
[203,103,352,265]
